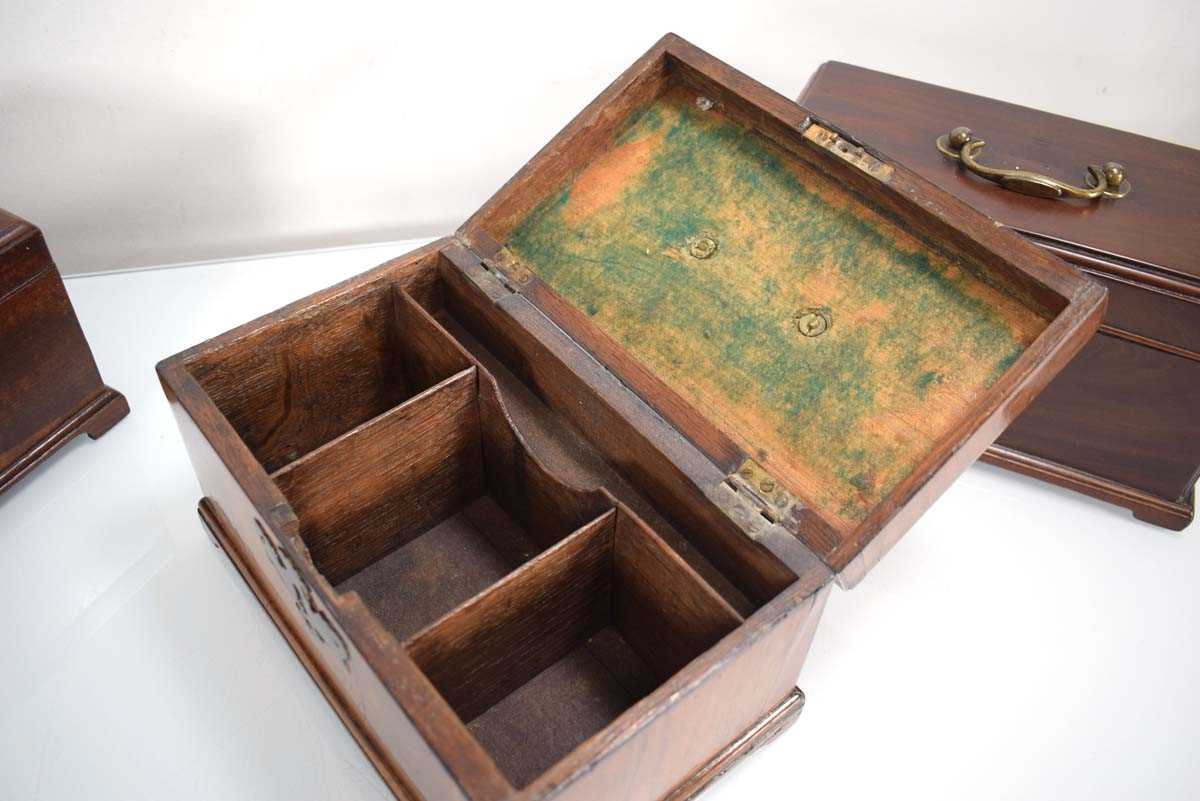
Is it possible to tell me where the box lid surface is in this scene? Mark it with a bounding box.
[456,36,1104,584]
[797,62,1200,290]
[0,208,46,299]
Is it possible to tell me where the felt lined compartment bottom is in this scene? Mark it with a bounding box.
[336,496,541,642]
[406,508,744,789]
[502,85,1054,529]
[467,628,656,789]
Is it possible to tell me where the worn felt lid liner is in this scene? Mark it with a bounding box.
[798,61,1200,288]
[457,35,1105,586]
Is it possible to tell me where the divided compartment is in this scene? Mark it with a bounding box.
[269,288,613,641]
[406,505,744,789]
[188,280,472,473]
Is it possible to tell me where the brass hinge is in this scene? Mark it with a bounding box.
[724,458,801,527]
[479,246,533,293]
[709,458,803,540]
[802,121,894,182]
[706,459,827,579]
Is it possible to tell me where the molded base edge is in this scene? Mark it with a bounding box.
[982,444,1194,531]
[0,387,129,495]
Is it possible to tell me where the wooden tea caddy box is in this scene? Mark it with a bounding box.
[799,62,1200,529]
[158,36,1105,801]
[1,207,129,494]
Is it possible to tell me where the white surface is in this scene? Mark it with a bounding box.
[1,242,1197,800]
[3,0,1198,275]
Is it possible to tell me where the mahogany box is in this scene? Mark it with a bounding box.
[799,62,1200,529]
[158,36,1104,800]
[1,208,128,494]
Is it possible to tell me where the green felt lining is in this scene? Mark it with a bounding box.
[505,88,1048,527]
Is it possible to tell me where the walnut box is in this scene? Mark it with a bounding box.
[158,35,1105,801]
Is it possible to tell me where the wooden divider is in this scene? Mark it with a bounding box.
[406,504,744,735]
[612,510,743,680]
[273,367,483,584]
[407,510,616,722]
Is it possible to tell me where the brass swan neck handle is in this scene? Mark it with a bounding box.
[936,126,1130,200]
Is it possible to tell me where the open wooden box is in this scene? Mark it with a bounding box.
[158,35,1105,800]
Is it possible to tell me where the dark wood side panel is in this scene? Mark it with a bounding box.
[1084,272,1200,358]
[613,509,743,681]
[1,212,50,297]
[407,511,616,723]
[0,269,105,466]
[995,333,1200,505]
[273,368,485,585]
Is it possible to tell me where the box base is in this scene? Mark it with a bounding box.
[982,444,1194,531]
[0,387,129,495]
[197,496,806,801]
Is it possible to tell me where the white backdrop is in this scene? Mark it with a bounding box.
[2,0,1198,275]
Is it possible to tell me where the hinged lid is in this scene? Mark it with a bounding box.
[798,61,1200,292]
[454,35,1105,587]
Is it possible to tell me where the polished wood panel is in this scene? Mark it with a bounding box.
[797,61,1200,284]
[991,334,1200,525]
[1084,272,1200,359]
[0,208,127,495]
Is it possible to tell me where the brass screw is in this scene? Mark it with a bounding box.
[688,235,718,259]
[759,478,776,493]
[795,309,831,337]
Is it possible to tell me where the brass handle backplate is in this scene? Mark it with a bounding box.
[936,126,1130,200]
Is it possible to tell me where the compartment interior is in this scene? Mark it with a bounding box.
[267,293,613,639]
[185,255,799,790]
[189,281,465,472]
[406,506,743,789]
